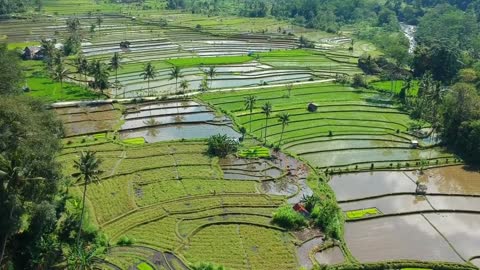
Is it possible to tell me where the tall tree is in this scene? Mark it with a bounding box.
[96,15,103,33]
[0,44,23,95]
[72,151,102,247]
[244,95,257,133]
[140,62,156,96]
[206,66,217,89]
[75,55,89,89]
[0,96,62,268]
[261,102,272,142]
[109,52,122,96]
[169,66,182,93]
[51,60,70,91]
[180,79,189,93]
[277,112,290,146]
[89,60,110,94]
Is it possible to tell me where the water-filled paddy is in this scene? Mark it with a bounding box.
[329,171,416,201]
[120,124,239,143]
[314,246,344,265]
[301,147,451,168]
[406,166,480,195]
[345,215,463,263]
[340,195,433,215]
[424,213,480,260]
[427,196,480,212]
[296,237,324,269]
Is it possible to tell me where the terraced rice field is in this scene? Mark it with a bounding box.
[1,14,361,99]
[333,166,480,265]
[200,82,454,170]
[58,117,316,269]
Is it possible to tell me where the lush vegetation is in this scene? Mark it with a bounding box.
[272,205,307,230]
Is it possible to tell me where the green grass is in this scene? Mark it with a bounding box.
[167,56,253,68]
[237,146,271,158]
[371,80,419,96]
[122,137,146,145]
[345,208,381,220]
[137,262,154,270]
[23,60,102,102]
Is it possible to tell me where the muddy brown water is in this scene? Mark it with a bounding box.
[424,213,480,260]
[329,171,416,201]
[427,196,480,212]
[345,214,463,263]
[406,166,480,195]
[261,180,298,197]
[54,104,114,115]
[314,246,345,265]
[64,120,118,137]
[340,195,433,215]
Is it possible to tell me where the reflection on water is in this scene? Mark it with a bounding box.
[340,195,432,214]
[297,237,324,269]
[314,246,344,265]
[329,171,416,201]
[424,213,480,260]
[345,215,463,263]
[120,123,240,143]
[261,180,298,197]
[407,166,480,195]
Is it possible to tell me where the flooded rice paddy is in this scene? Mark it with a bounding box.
[329,171,416,201]
[424,213,480,260]
[119,101,240,142]
[314,246,344,265]
[340,195,433,215]
[345,214,463,263]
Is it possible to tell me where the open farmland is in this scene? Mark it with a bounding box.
[57,134,321,269]
[200,82,455,170]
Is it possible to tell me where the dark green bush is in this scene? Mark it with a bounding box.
[272,205,307,230]
[207,134,238,157]
[117,235,135,246]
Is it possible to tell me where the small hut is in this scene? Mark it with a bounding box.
[293,203,309,216]
[307,103,318,112]
[23,46,43,60]
[411,140,419,148]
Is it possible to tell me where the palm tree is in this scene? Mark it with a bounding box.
[0,155,45,266]
[89,60,110,94]
[277,112,290,146]
[41,39,57,70]
[72,151,102,247]
[140,62,156,96]
[75,55,89,89]
[244,95,257,133]
[52,61,71,91]
[169,66,182,93]
[206,66,217,88]
[261,102,272,143]
[180,79,189,93]
[96,15,103,33]
[286,83,293,97]
[67,241,101,270]
[109,52,122,96]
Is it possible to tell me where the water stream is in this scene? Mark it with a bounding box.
[400,23,417,54]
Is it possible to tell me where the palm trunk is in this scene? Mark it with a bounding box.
[147,79,150,96]
[176,78,178,93]
[115,69,118,98]
[0,204,14,266]
[279,125,285,146]
[76,179,88,247]
[264,116,268,142]
[249,110,253,133]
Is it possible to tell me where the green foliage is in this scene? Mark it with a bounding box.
[345,208,381,220]
[272,205,307,230]
[122,137,146,145]
[192,262,227,270]
[137,262,154,270]
[237,146,271,158]
[167,56,252,68]
[117,235,135,246]
[0,44,23,95]
[207,134,238,157]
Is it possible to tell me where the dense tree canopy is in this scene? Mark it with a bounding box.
[0,44,24,96]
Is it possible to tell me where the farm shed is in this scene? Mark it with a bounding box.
[23,46,43,60]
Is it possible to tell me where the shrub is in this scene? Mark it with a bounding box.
[191,262,226,270]
[117,235,135,246]
[207,134,238,157]
[272,205,307,230]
